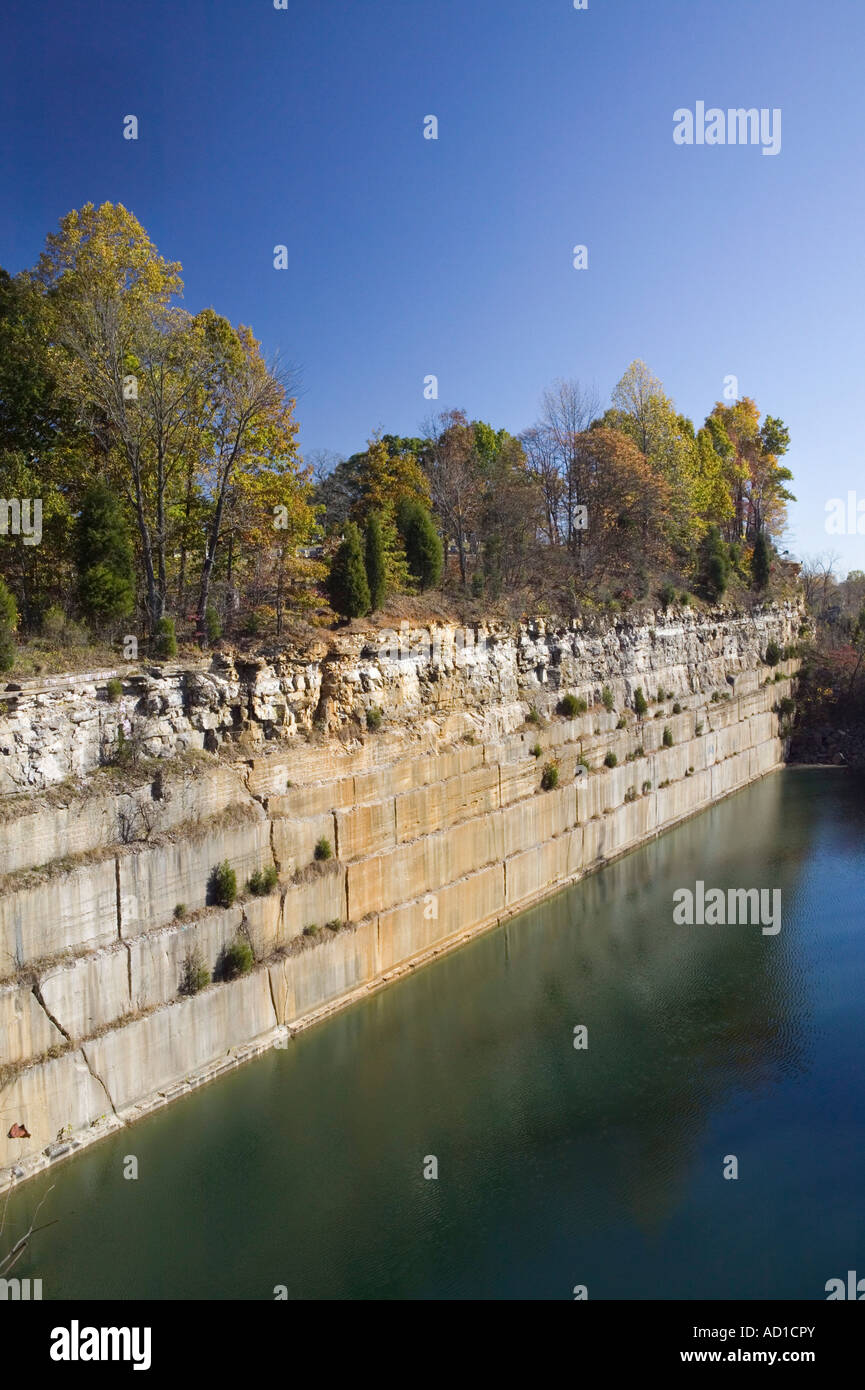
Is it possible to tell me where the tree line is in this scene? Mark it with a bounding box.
[0,202,796,668]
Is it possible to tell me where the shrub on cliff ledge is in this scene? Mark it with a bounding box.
[603,751,618,768]
[210,860,237,908]
[366,706,383,732]
[633,687,648,717]
[765,639,782,667]
[180,946,210,996]
[314,837,333,862]
[221,935,254,980]
[540,760,559,791]
[559,693,587,718]
[248,865,278,896]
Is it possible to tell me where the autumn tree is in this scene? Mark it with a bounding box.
[192,317,303,639]
[420,410,483,586]
[568,428,671,583]
[33,202,185,629]
[0,268,82,626]
[349,436,428,591]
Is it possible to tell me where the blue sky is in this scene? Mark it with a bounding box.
[2,0,864,571]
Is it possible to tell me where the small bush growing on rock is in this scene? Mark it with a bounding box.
[530,742,542,758]
[778,696,795,717]
[366,707,383,732]
[601,686,614,712]
[525,707,542,726]
[662,726,674,747]
[303,924,319,937]
[765,639,782,667]
[559,693,586,718]
[326,919,344,933]
[680,591,691,606]
[222,935,254,980]
[624,786,637,803]
[672,701,682,714]
[248,866,278,896]
[659,778,671,788]
[616,715,626,729]
[604,751,618,768]
[174,903,187,920]
[541,760,559,791]
[695,721,704,734]
[314,837,333,862]
[642,780,652,794]
[106,677,123,703]
[154,616,177,658]
[658,582,676,609]
[210,860,237,908]
[634,687,648,717]
[710,690,721,703]
[180,946,210,996]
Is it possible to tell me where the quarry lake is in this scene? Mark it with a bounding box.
[7,767,865,1300]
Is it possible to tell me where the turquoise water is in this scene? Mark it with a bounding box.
[5,768,865,1300]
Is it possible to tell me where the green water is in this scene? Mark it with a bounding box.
[5,768,865,1300]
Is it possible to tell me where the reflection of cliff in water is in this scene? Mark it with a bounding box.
[453,769,816,1237]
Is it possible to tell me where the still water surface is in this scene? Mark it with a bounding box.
[7,768,865,1299]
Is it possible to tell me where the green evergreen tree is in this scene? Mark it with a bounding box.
[0,576,18,672]
[752,532,771,590]
[328,522,371,618]
[154,616,177,657]
[364,512,387,611]
[700,525,730,600]
[75,480,135,625]
[397,500,444,591]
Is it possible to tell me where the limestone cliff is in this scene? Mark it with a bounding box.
[0,603,801,1192]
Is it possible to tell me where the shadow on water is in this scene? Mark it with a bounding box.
[5,769,865,1299]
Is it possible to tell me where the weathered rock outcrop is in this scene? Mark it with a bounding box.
[0,603,800,794]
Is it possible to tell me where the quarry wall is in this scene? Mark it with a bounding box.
[0,604,801,1190]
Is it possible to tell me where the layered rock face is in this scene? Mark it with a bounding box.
[0,602,801,794]
[0,604,800,1192]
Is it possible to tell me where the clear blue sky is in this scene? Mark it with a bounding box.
[2,0,864,571]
